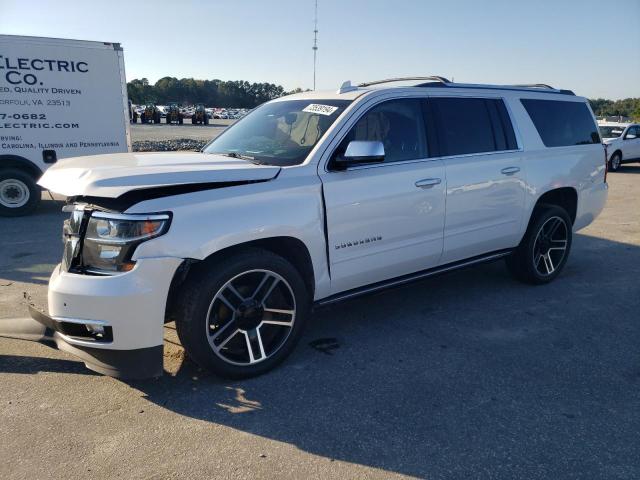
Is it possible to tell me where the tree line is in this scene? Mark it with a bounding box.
[128,77,639,118]
[589,97,640,121]
[127,77,302,108]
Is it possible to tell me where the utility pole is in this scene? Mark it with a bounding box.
[312,0,318,90]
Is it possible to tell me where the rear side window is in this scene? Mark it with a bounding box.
[521,99,600,147]
[430,97,517,156]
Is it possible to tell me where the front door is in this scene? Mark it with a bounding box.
[320,98,446,294]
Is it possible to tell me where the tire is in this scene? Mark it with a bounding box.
[175,248,311,378]
[506,204,572,285]
[609,152,622,172]
[0,168,40,217]
[179,117,183,125]
[204,117,209,125]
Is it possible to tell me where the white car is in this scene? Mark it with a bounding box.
[3,77,608,379]
[598,122,640,171]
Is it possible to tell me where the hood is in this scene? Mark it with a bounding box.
[602,137,620,145]
[38,152,281,198]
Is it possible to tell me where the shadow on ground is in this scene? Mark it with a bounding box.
[2,231,639,478]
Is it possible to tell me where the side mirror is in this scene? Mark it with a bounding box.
[334,141,385,168]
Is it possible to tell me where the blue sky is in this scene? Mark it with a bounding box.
[1,0,638,99]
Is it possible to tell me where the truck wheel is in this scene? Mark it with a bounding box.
[506,205,572,285]
[175,248,311,379]
[204,117,209,125]
[609,152,622,172]
[0,168,40,217]
[179,117,183,125]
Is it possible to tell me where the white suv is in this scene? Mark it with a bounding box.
[598,121,640,171]
[4,77,608,379]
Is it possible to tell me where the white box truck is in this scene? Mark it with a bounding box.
[0,35,131,216]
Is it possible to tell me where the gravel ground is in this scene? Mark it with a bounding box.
[0,167,639,479]
[130,119,235,152]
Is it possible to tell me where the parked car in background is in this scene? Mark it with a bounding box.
[10,77,608,380]
[598,121,640,171]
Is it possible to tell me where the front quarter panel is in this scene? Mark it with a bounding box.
[125,171,331,299]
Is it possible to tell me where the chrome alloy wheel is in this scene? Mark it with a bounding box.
[205,269,296,366]
[0,178,30,208]
[532,216,569,276]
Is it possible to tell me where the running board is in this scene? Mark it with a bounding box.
[314,250,512,308]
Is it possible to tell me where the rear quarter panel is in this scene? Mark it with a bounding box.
[506,94,607,238]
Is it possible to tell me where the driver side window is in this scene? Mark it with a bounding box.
[625,127,638,139]
[338,98,428,163]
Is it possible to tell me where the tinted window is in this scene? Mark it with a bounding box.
[521,99,600,147]
[431,97,496,156]
[339,98,427,163]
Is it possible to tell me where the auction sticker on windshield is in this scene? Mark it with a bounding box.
[303,104,339,115]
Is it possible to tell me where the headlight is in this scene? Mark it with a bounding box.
[82,212,171,273]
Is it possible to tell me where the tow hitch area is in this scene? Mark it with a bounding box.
[0,306,163,379]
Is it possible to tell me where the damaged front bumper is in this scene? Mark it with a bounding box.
[0,257,182,379]
[0,306,163,379]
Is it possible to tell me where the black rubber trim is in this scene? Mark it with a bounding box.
[27,306,163,379]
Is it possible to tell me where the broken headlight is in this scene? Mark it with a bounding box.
[82,211,171,273]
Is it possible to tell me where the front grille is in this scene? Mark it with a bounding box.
[61,204,89,272]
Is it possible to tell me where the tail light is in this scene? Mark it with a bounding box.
[603,145,608,183]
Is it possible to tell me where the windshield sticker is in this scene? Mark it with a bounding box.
[303,104,339,116]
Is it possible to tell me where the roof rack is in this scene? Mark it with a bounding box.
[511,83,556,90]
[357,76,451,87]
[340,77,575,96]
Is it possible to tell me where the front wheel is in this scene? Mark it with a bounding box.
[0,168,40,217]
[506,205,572,284]
[175,248,311,378]
[609,152,622,172]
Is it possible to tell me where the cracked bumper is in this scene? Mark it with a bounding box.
[0,257,182,379]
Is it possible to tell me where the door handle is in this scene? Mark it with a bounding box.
[501,166,520,175]
[415,178,442,189]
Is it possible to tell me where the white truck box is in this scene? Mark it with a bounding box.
[0,35,131,216]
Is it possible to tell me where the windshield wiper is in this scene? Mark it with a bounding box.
[212,151,263,165]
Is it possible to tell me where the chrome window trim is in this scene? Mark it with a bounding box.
[322,92,524,174]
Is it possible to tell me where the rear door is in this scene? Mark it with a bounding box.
[320,98,446,294]
[429,96,525,264]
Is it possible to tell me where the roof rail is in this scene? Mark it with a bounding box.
[511,83,556,90]
[357,76,451,87]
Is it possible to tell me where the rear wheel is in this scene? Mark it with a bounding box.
[609,152,622,172]
[506,205,572,284]
[175,248,311,378]
[0,168,40,217]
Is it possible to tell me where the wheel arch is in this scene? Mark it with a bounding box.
[609,149,622,161]
[0,155,43,180]
[532,187,578,225]
[164,236,316,323]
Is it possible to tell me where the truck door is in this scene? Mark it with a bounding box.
[319,98,445,294]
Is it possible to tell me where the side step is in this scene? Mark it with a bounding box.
[314,250,511,308]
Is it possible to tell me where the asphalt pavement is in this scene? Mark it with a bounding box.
[1,166,639,479]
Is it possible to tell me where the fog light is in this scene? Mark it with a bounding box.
[85,324,105,335]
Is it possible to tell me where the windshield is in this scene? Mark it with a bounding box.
[204,99,351,166]
[599,126,626,139]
